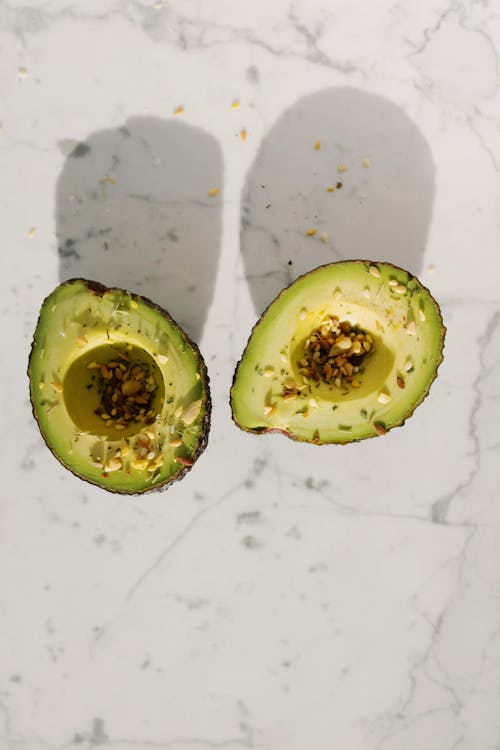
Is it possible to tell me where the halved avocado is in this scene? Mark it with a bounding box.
[231,261,444,443]
[28,279,210,493]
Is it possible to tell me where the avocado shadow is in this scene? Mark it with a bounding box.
[56,116,223,342]
[241,87,435,315]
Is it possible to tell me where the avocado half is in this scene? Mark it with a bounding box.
[231,261,445,443]
[28,279,210,493]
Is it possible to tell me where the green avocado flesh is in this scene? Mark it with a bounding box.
[28,279,210,493]
[231,261,444,444]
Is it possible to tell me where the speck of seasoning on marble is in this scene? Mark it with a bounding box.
[314,140,321,150]
[231,99,240,109]
[306,228,317,237]
[326,186,335,192]
[240,127,247,140]
[320,232,329,243]
[337,164,347,172]
[208,187,219,197]
[242,535,259,549]
[362,157,371,168]
[173,105,184,115]
[28,227,36,239]
[18,67,28,79]
[427,264,437,273]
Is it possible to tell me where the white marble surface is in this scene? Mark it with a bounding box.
[1,1,500,748]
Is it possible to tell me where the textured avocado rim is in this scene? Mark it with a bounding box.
[28,278,211,494]
[230,260,446,444]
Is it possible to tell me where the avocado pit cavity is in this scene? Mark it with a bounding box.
[297,315,373,390]
[63,343,165,439]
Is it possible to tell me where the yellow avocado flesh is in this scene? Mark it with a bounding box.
[231,261,444,443]
[29,280,209,493]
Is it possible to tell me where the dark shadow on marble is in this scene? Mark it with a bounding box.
[57,116,223,341]
[241,87,435,315]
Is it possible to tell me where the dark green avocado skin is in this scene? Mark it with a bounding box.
[28,278,211,495]
[230,260,446,444]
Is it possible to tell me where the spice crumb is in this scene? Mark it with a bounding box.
[427,264,437,273]
[208,187,219,197]
[240,127,247,141]
[320,232,329,243]
[337,164,347,173]
[306,229,317,237]
[28,227,36,239]
[362,158,371,168]
[336,182,343,189]
[173,105,184,115]
[326,186,335,193]
[18,67,28,79]
[314,140,321,151]
[231,99,240,109]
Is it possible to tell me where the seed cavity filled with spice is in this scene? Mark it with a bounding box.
[298,315,374,389]
[88,353,159,429]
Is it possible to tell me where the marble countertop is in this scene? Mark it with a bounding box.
[1,1,500,748]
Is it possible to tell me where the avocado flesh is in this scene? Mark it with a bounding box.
[28,279,210,493]
[231,261,444,444]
